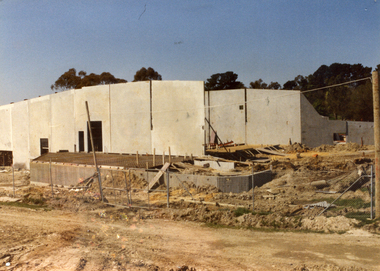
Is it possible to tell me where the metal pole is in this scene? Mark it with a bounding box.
[372,71,380,218]
[85,101,104,202]
[371,164,374,220]
[166,169,170,208]
[12,165,15,198]
[251,164,254,212]
[50,159,54,198]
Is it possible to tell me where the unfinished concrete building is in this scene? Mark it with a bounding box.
[205,88,374,148]
[0,81,374,169]
[0,81,204,168]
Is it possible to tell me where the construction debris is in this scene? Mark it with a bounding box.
[304,201,336,209]
[148,162,170,190]
[0,196,21,202]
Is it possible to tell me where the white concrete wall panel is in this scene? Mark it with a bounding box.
[110,82,151,153]
[328,120,347,141]
[0,105,13,151]
[11,101,29,168]
[300,95,346,147]
[74,85,110,152]
[246,89,302,145]
[29,96,51,158]
[151,81,204,156]
[347,121,374,145]
[208,89,246,144]
[51,91,75,152]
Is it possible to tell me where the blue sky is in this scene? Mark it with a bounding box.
[1,0,379,104]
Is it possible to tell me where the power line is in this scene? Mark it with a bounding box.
[301,77,371,94]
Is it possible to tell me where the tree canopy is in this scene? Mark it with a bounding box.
[249,79,281,89]
[282,63,374,121]
[133,67,162,81]
[51,63,378,122]
[51,68,127,91]
[205,71,244,90]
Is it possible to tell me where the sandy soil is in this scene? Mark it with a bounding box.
[1,143,380,270]
[1,205,379,271]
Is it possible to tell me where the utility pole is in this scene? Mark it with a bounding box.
[85,101,104,202]
[372,70,380,218]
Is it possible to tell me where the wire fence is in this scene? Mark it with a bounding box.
[3,160,377,222]
[315,167,375,220]
[98,168,170,209]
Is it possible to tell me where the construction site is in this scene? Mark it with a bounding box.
[0,141,379,271]
[0,79,380,270]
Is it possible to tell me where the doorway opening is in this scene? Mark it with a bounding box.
[87,121,102,152]
[0,151,12,166]
[78,131,84,152]
[40,138,49,155]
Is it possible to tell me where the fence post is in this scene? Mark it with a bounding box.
[129,169,132,206]
[111,171,116,204]
[49,159,54,198]
[12,165,15,198]
[123,171,128,206]
[166,169,170,208]
[85,101,104,202]
[153,148,156,167]
[372,70,380,218]
[147,170,150,210]
[371,164,374,220]
[251,164,254,212]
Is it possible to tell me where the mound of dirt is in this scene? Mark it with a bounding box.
[312,144,335,152]
[97,171,147,190]
[301,216,359,233]
[335,142,368,152]
[313,143,371,153]
[284,143,310,153]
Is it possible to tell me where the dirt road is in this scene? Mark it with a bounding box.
[1,205,379,271]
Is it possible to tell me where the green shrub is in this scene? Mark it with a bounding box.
[234,207,251,217]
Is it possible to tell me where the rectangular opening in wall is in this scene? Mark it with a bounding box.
[40,138,49,155]
[78,131,84,152]
[0,151,12,166]
[333,133,346,144]
[87,121,102,152]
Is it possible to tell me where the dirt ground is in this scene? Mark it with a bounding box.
[1,205,379,271]
[1,143,380,270]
